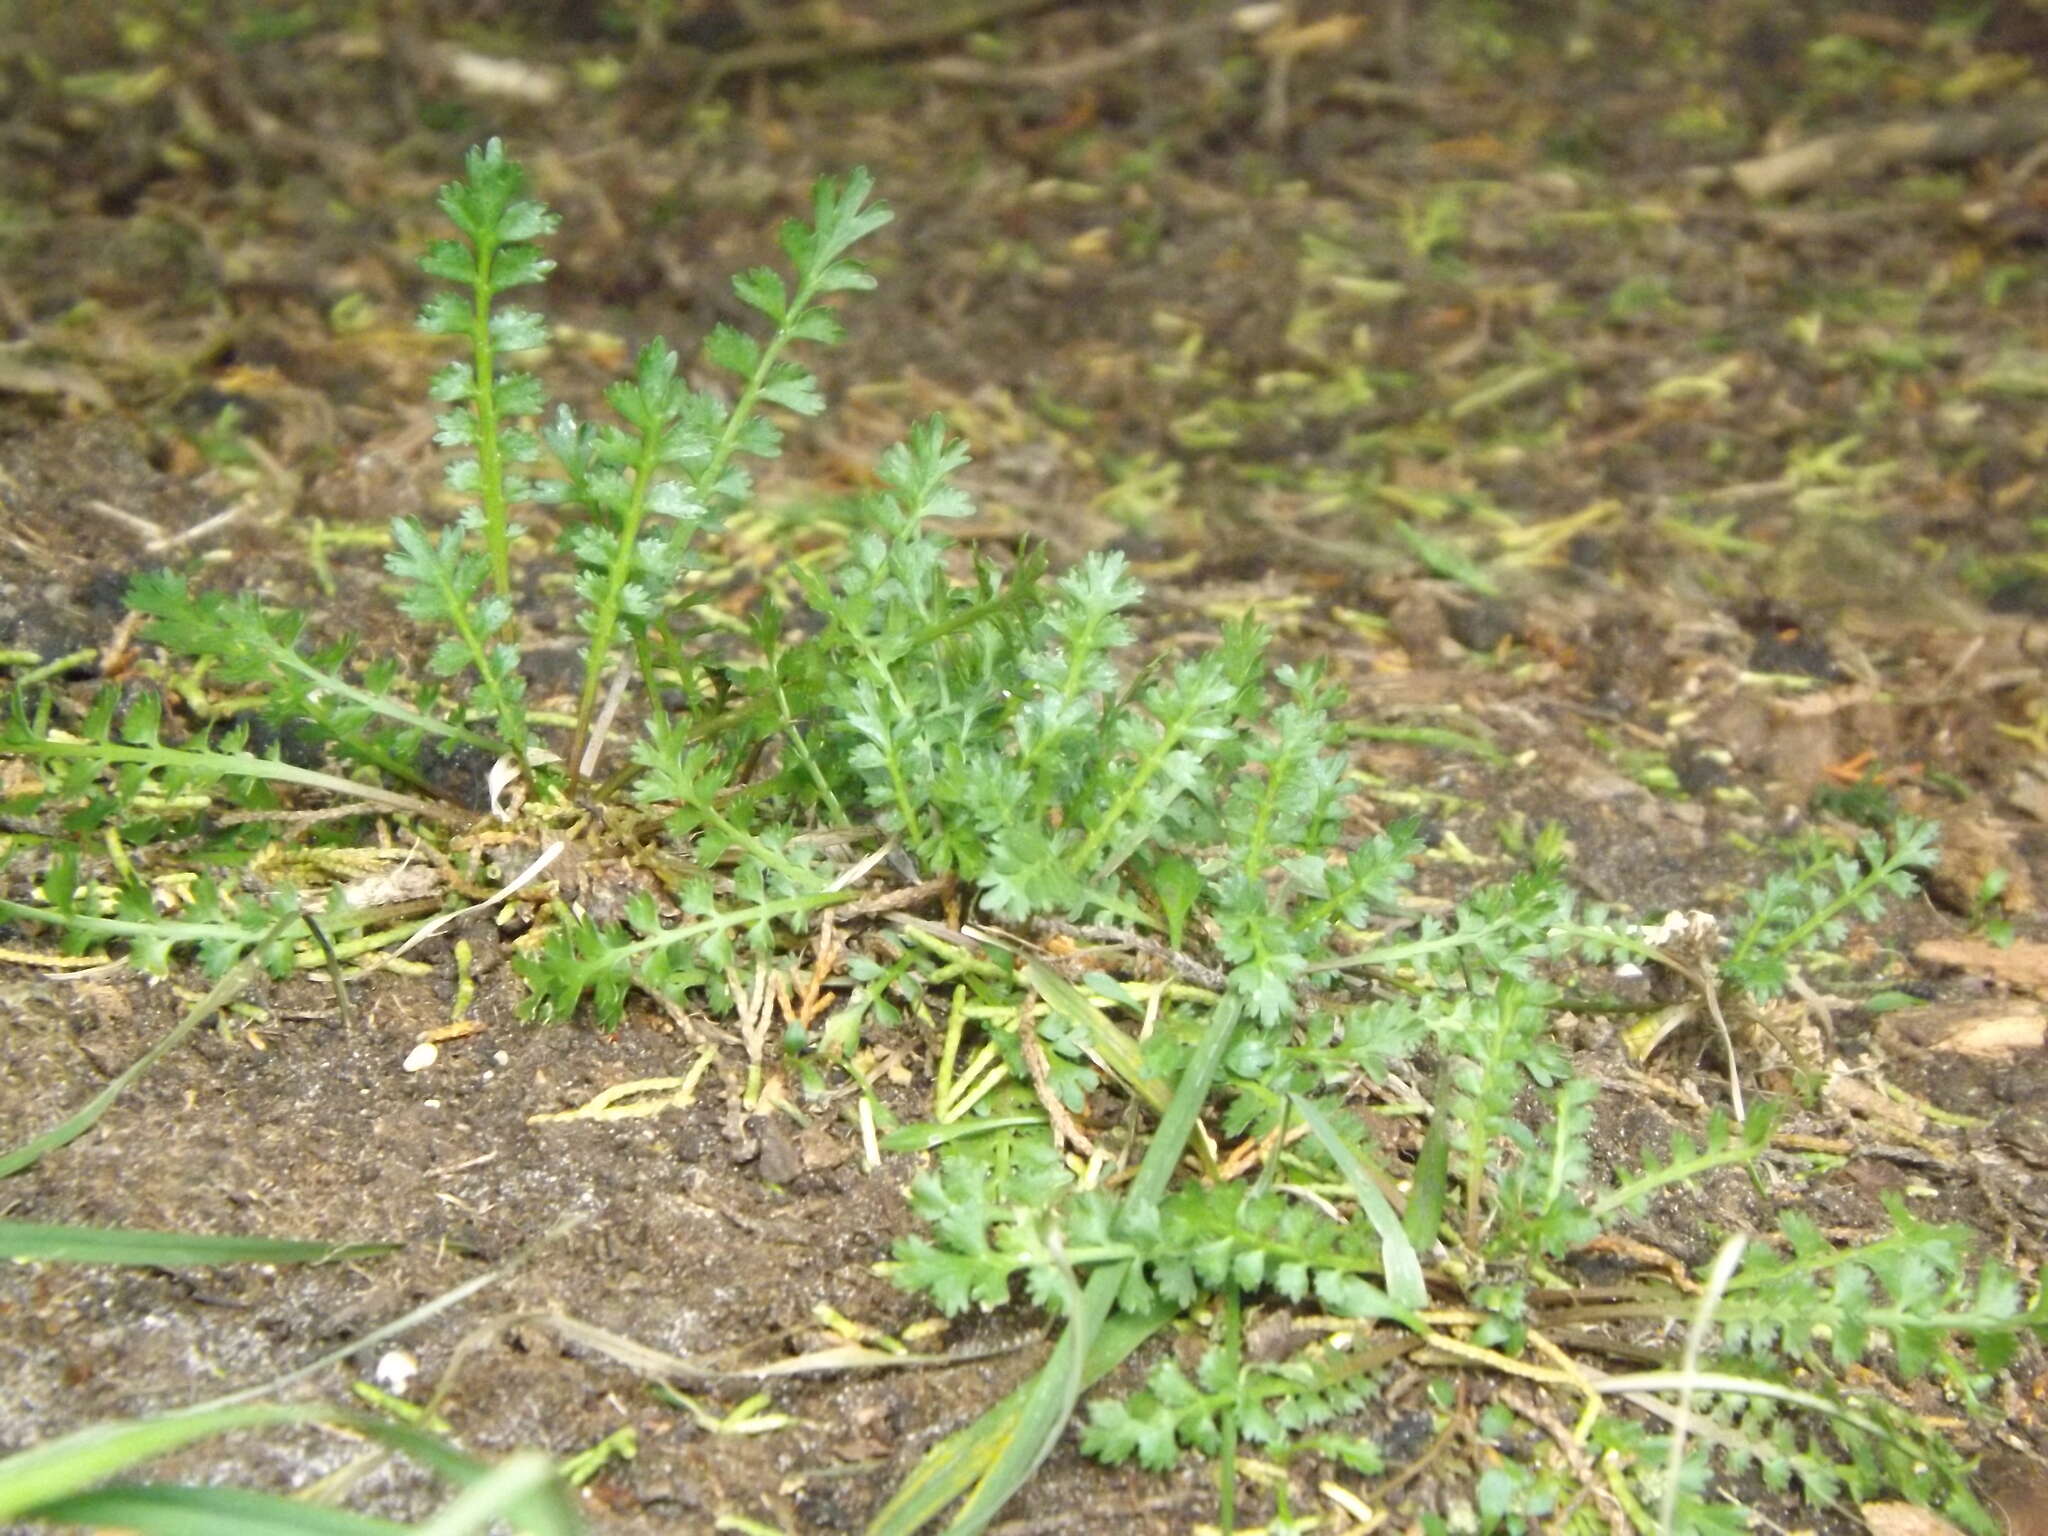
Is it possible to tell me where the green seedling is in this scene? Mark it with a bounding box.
[650,1387,795,1437]
[558,1426,637,1487]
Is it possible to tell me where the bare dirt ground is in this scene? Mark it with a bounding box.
[4,3,2048,1532]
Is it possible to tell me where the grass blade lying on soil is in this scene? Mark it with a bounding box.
[530,1308,1008,1382]
[871,1000,1247,1536]
[413,1450,573,1536]
[0,1404,580,1535]
[0,1404,326,1521]
[0,1221,396,1267]
[346,1420,578,1536]
[25,1482,410,1535]
[0,908,301,1179]
[1287,1091,1429,1314]
[863,1297,1171,1536]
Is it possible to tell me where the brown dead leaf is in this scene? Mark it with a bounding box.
[1255,15,1363,58]
[1860,1502,1970,1536]
[1927,809,2034,916]
[1823,1072,1927,1134]
[2009,769,2048,825]
[339,862,444,909]
[1915,938,2048,998]
[0,354,115,411]
[1982,1448,2048,1536]
[799,1123,855,1173]
[1877,998,2048,1059]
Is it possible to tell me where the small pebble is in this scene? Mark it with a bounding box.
[373,1348,419,1394]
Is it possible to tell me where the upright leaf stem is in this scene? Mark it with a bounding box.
[695,275,818,509]
[568,430,667,784]
[464,230,514,603]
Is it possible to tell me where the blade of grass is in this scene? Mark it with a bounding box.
[861,1296,1170,1536]
[1343,721,1503,765]
[414,1449,574,1536]
[1217,1281,1242,1535]
[531,1308,1007,1382]
[1022,960,1171,1115]
[930,1255,1093,1536]
[0,1403,324,1520]
[880,1116,1046,1153]
[869,999,1248,1536]
[26,1483,409,1536]
[1402,1090,1451,1253]
[0,1222,396,1268]
[1288,1091,1429,1314]
[19,736,468,824]
[6,1410,578,1536]
[336,1418,578,1536]
[0,907,300,1179]
[1390,521,1499,596]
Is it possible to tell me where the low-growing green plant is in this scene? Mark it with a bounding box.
[1,141,2040,1536]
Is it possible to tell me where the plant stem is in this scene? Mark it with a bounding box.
[697,306,808,510]
[406,529,529,761]
[1066,693,1204,874]
[568,432,666,785]
[611,888,857,967]
[261,644,510,769]
[23,739,468,824]
[464,232,514,602]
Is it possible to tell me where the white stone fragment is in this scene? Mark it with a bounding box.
[373,1348,419,1395]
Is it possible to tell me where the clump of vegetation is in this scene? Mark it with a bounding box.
[2,142,2039,1536]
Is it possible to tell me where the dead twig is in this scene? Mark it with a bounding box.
[530,1307,1033,1384]
[79,496,167,545]
[695,0,1078,93]
[836,871,956,920]
[1497,1385,1633,1536]
[1030,916,1231,992]
[1019,1000,1094,1157]
[1713,104,2048,200]
[915,3,1279,91]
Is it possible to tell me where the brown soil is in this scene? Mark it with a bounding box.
[5,3,2048,1532]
